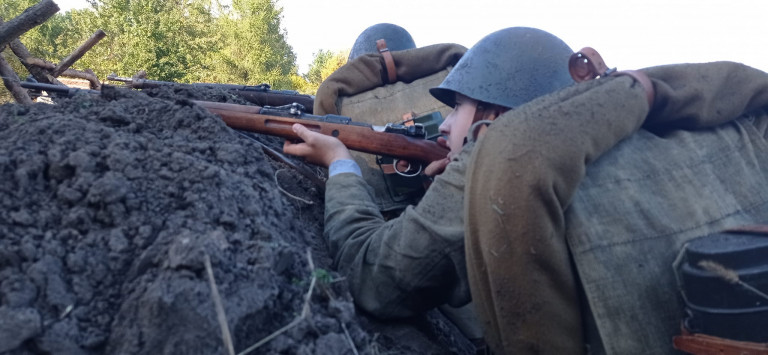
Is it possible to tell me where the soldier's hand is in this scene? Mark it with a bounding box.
[424,158,450,177]
[424,137,450,177]
[283,124,352,167]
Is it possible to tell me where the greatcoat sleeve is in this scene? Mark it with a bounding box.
[323,147,473,318]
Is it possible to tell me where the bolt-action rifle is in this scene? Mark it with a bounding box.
[18,81,449,165]
[192,100,448,163]
[106,74,316,113]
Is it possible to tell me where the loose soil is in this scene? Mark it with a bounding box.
[0,86,474,354]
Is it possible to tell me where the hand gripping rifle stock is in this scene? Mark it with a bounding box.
[192,101,449,164]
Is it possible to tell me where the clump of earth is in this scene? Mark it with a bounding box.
[0,85,474,354]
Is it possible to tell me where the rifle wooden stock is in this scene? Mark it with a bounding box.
[193,100,449,163]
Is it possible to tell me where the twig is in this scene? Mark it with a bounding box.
[24,57,100,89]
[59,68,100,89]
[698,260,768,301]
[341,322,360,355]
[274,169,314,205]
[233,131,326,192]
[204,253,235,355]
[238,248,317,355]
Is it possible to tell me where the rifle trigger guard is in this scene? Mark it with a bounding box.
[393,159,422,177]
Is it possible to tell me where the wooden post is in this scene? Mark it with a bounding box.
[0,0,60,51]
[0,51,33,104]
[52,29,106,77]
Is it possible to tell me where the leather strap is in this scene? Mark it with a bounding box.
[568,47,654,108]
[568,47,612,82]
[377,39,398,84]
[674,333,768,354]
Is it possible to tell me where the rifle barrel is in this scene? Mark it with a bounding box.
[193,100,448,163]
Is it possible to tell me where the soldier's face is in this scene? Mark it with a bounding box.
[439,93,478,157]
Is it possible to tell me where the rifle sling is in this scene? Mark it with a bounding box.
[377,39,398,84]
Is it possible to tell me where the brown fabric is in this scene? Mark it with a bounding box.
[612,70,654,106]
[464,62,768,355]
[645,61,768,129]
[314,43,467,115]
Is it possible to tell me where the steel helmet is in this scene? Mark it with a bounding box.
[348,23,416,61]
[430,27,574,109]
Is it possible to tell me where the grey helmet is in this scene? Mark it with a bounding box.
[348,23,416,61]
[430,27,574,109]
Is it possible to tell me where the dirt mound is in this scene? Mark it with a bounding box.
[0,88,472,354]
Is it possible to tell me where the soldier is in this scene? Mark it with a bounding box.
[462,49,768,354]
[283,25,575,349]
[348,23,416,61]
[286,22,768,353]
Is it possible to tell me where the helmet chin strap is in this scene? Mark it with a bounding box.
[466,104,507,144]
[472,105,485,123]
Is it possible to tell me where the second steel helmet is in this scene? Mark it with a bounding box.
[430,27,574,109]
[348,23,416,61]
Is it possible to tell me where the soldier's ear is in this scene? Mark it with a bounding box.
[484,105,509,121]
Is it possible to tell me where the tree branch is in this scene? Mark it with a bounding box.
[0,0,60,51]
[52,29,106,77]
[0,51,32,104]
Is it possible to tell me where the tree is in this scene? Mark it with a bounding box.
[77,0,218,82]
[1,0,303,102]
[301,49,348,95]
[200,0,297,89]
[1,0,84,102]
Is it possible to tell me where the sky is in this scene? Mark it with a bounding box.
[57,0,768,75]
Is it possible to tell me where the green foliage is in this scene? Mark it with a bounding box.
[312,268,333,284]
[198,0,297,89]
[76,0,218,82]
[0,0,350,102]
[301,49,348,95]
